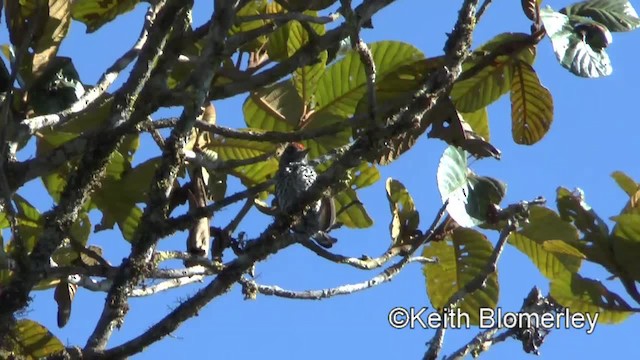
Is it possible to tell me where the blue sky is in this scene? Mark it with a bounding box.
[4,0,640,358]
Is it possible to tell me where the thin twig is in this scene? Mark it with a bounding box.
[73,274,207,296]
[341,0,377,124]
[445,327,512,360]
[19,3,160,134]
[239,256,433,300]
[423,222,514,360]
[224,198,254,234]
[150,117,353,143]
[476,0,493,22]
[160,181,272,237]
[236,12,339,25]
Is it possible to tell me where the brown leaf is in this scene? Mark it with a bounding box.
[521,0,540,21]
[32,0,72,78]
[54,281,77,328]
[185,167,211,265]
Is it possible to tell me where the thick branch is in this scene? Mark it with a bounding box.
[85,0,237,350]
[0,0,178,332]
[96,226,298,359]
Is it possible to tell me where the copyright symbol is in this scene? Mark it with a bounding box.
[388,307,409,329]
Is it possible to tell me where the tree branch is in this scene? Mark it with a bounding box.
[160,181,272,238]
[96,227,299,359]
[18,2,159,134]
[239,256,433,300]
[0,0,181,333]
[85,0,238,350]
[209,0,397,100]
[237,12,340,25]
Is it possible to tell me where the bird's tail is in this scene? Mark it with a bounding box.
[310,231,337,248]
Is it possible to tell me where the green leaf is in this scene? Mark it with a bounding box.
[436,146,505,227]
[266,2,290,61]
[451,32,536,112]
[92,177,143,242]
[469,176,507,222]
[119,157,163,203]
[352,59,444,164]
[6,195,44,255]
[315,41,424,119]
[36,98,139,203]
[351,162,380,190]
[301,113,352,159]
[334,189,373,228]
[555,187,619,272]
[556,187,609,237]
[119,206,143,242]
[436,146,475,226]
[204,138,278,188]
[550,273,634,323]
[230,0,268,52]
[71,0,141,33]
[560,0,640,32]
[541,239,587,259]
[287,19,327,104]
[437,146,469,205]
[70,212,91,246]
[7,319,65,358]
[521,206,581,243]
[508,206,581,279]
[422,228,499,326]
[385,178,419,251]
[611,171,638,197]
[540,7,613,78]
[0,235,13,283]
[510,60,554,145]
[244,80,302,131]
[276,0,336,11]
[611,214,640,281]
[355,58,442,123]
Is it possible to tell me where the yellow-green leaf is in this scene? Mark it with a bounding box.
[541,239,586,259]
[244,80,302,131]
[266,2,290,61]
[510,60,554,145]
[205,138,278,188]
[611,171,639,197]
[351,162,380,189]
[508,206,581,279]
[230,0,268,52]
[334,189,373,228]
[611,214,640,281]
[385,178,419,251]
[71,0,140,33]
[315,41,424,119]
[7,319,65,358]
[550,273,634,324]
[452,32,536,112]
[422,228,499,325]
[287,20,327,104]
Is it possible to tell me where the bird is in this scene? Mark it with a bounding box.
[275,142,337,248]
